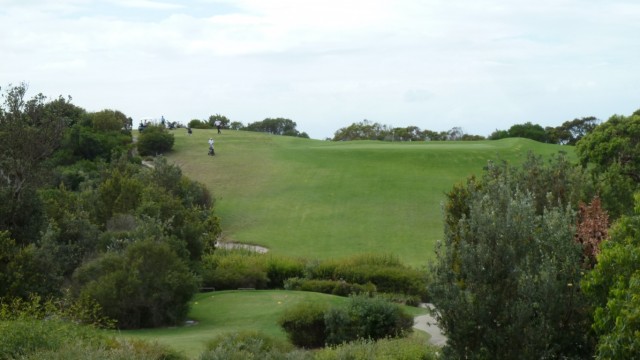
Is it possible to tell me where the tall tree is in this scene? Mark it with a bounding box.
[0,83,76,243]
[208,114,230,128]
[432,157,596,359]
[576,111,640,218]
[507,122,548,142]
[246,117,308,138]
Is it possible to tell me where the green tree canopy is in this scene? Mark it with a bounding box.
[0,83,82,244]
[432,156,596,359]
[576,111,640,218]
[137,124,175,156]
[208,114,230,128]
[245,117,309,138]
[582,194,640,359]
[72,238,199,329]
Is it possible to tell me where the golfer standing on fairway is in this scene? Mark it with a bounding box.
[208,138,215,156]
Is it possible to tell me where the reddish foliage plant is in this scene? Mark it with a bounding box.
[575,196,609,267]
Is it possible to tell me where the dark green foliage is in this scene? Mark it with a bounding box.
[324,295,413,346]
[0,83,76,245]
[576,111,640,218]
[279,302,329,348]
[582,194,640,359]
[188,119,209,129]
[506,121,548,142]
[0,186,44,246]
[137,124,175,156]
[245,117,309,138]
[0,231,62,298]
[60,123,131,163]
[279,295,413,349]
[432,161,595,359]
[555,116,599,145]
[73,239,199,329]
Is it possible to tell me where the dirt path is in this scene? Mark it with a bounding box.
[413,303,447,346]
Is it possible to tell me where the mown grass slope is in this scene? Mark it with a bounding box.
[167,129,574,266]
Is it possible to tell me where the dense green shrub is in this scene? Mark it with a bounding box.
[0,319,102,360]
[0,318,184,360]
[284,278,375,297]
[279,295,413,349]
[432,161,594,359]
[73,239,199,329]
[304,254,428,300]
[187,119,210,129]
[324,295,413,345]
[265,256,305,289]
[278,302,329,348]
[137,124,175,156]
[201,250,268,290]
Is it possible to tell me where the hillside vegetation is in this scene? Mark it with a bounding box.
[167,130,573,266]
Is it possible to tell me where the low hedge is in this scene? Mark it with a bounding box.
[284,278,376,297]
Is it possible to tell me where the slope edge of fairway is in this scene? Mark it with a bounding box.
[166,130,574,266]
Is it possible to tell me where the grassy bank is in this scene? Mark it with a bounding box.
[166,129,573,266]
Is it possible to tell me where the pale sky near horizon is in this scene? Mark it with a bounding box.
[1,0,639,139]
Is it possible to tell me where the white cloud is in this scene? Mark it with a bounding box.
[1,0,639,139]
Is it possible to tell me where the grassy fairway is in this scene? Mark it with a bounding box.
[118,290,428,358]
[167,129,573,266]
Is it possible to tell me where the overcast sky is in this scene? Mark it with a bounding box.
[1,0,639,139]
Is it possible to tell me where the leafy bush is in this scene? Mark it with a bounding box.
[279,295,413,349]
[187,119,209,129]
[0,317,184,360]
[278,302,329,348]
[284,278,375,297]
[324,295,413,345]
[0,319,102,360]
[201,250,268,290]
[265,256,305,289]
[304,254,428,300]
[73,239,199,329]
[137,124,174,156]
